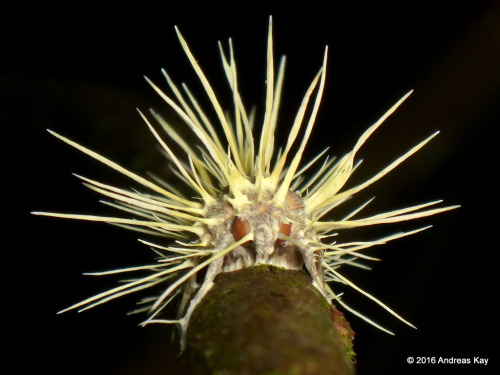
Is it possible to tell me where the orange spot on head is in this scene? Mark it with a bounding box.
[276,222,291,243]
[232,217,251,242]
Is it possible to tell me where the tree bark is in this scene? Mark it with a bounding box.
[185,265,355,375]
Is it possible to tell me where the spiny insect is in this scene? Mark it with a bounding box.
[34,17,457,348]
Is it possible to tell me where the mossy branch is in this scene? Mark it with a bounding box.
[185,266,355,375]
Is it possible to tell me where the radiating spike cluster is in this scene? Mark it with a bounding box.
[33,17,458,344]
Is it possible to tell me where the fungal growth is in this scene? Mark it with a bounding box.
[34,17,458,348]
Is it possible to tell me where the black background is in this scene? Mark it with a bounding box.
[4,1,499,374]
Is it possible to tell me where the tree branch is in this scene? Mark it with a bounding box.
[185,265,355,375]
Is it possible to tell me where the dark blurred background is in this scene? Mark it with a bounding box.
[4,1,499,374]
